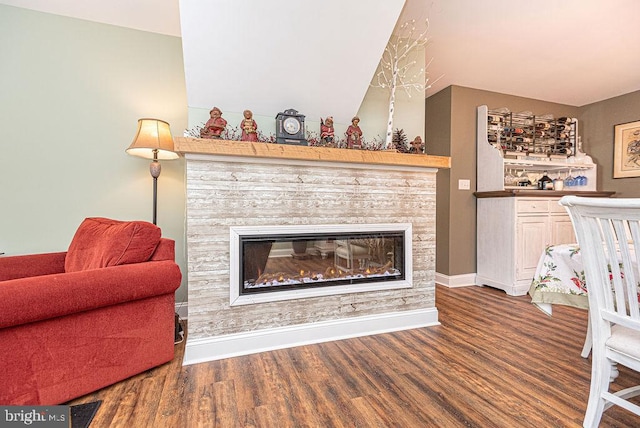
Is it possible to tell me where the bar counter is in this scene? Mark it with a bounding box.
[474,190,615,198]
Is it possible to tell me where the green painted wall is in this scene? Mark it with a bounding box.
[0,5,189,302]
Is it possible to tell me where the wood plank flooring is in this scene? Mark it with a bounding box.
[68,285,640,427]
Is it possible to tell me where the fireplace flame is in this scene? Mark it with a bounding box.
[248,262,401,289]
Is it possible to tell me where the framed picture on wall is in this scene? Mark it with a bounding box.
[613,120,640,178]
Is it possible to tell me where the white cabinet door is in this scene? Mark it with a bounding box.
[516,215,550,281]
[551,215,576,245]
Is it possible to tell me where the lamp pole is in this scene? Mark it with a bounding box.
[149,148,161,225]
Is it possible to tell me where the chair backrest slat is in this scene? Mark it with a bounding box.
[628,220,640,320]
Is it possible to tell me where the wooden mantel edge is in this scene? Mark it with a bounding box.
[174,137,451,169]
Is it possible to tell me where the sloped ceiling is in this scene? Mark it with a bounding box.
[179,0,405,123]
[2,0,639,108]
[415,0,640,106]
[0,0,182,36]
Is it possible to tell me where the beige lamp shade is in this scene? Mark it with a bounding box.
[126,118,179,160]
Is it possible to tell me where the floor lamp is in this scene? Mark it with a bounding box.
[126,118,179,225]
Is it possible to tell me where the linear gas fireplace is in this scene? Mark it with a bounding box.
[230,224,412,305]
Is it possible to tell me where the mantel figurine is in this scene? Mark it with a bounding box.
[240,109,259,142]
[410,136,425,154]
[320,116,335,146]
[200,107,227,139]
[346,116,363,149]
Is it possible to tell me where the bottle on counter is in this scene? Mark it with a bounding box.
[537,171,553,190]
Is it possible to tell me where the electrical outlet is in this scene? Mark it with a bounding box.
[458,179,471,190]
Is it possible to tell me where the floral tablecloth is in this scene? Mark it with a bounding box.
[528,244,588,316]
[529,243,638,316]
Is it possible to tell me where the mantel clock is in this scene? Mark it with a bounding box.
[275,109,307,146]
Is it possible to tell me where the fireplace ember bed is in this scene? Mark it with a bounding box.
[230,224,412,306]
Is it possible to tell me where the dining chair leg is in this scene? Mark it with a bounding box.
[581,313,592,358]
[583,348,612,428]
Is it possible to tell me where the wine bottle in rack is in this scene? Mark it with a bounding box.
[536,122,551,130]
[537,171,553,190]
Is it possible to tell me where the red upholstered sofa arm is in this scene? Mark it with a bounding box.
[150,238,175,261]
[0,252,66,281]
[0,260,181,329]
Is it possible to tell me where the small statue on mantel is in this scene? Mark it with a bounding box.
[320,116,335,146]
[200,107,227,139]
[240,109,259,142]
[346,116,363,149]
[410,136,425,154]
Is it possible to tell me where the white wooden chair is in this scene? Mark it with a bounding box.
[560,195,640,427]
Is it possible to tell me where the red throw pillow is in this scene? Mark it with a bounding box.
[65,217,162,272]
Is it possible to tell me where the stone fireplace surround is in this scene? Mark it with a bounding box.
[175,138,450,365]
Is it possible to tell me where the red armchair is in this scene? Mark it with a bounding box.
[0,218,182,405]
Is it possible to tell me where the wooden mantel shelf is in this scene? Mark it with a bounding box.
[174,137,451,169]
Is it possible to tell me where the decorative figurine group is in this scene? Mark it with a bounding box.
[320,115,363,149]
[198,107,424,153]
[200,107,258,142]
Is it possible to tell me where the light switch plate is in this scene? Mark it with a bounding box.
[458,179,471,190]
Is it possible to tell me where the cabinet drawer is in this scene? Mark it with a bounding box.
[549,199,568,214]
[516,199,549,213]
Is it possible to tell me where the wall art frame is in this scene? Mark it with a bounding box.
[613,119,640,178]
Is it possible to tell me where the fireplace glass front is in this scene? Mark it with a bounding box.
[239,230,406,296]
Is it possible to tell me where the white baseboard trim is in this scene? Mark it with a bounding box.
[183,308,439,365]
[175,301,188,319]
[475,275,529,296]
[435,272,477,288]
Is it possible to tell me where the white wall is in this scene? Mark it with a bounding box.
[0,5,189,302]
[185,44,427,147]
[179,0,406,126]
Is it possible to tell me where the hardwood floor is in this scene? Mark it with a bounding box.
[68,285,640,427]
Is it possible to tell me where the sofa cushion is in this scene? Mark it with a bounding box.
[65,218,161,272]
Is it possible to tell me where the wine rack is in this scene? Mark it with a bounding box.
[477,105,597,192]
[487,109,576,156]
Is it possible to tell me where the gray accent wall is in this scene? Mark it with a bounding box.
[580,90,640,197]
[428,85,640,279]
[428,86,580,277]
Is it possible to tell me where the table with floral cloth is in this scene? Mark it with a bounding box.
[528,244,588,316]
[529,243,638,316]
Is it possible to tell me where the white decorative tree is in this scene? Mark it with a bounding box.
[371,19,440,149]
